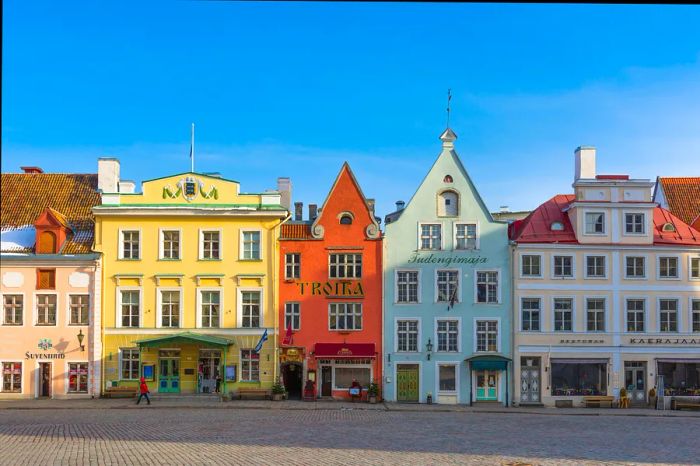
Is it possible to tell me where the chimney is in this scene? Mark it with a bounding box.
[574,146,596,181]
[396,200,405,211]
[277,177,292,210]
[294,202,303,221]
[118,180,136,194]
[499,205,509,213]
[367,198,375,216]
[20,166,44,174]
[309,204,318,221]
[98,158,120,193]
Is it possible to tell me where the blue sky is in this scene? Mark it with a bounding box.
[3,2,700,219]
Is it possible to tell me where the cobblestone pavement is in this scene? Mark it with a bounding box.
[0,408,698,465]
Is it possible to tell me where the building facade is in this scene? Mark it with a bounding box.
[278,163,382,400]
[512,147,700,407]
[383,129,512,405]
[1,169,102,399]
[93,159,288,395]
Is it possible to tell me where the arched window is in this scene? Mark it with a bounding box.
[550,222,564,231]
[662,222,676,232]
[37,231,57,254]
[339,214,353,225]
[443,175,453,183]
[437,190,459,217]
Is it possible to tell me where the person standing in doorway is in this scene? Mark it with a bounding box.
[136,377,151,405]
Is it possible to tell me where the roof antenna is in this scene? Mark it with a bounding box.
[446,88,452,128]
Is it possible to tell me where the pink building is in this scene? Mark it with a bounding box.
[1,168,102,399]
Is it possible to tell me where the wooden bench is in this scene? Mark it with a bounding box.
[104,386,138,399]
[583,395,615,408]
[238,388,272,400]
[671,400,700,411]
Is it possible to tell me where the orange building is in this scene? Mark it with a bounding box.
[278,163,382,400]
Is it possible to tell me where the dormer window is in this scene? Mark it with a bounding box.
[624,213,645,234]
[550,222,564,231]
[584,212,605,234]
[437,190,459,217]
[37,231,57,254]
[662,222,676,232]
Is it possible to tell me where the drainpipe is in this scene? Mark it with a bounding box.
[269,211,292,386]
[509,240,516,407]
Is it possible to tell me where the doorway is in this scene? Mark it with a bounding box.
[321,366,332,397]
[396,364,419,402]
[624,361,646,405]
[39,362,51,398]
[476,370,498,401]
[282,363,303,399]
[520,357,541,404]
[199,350,221,394]
[158,350,181,393]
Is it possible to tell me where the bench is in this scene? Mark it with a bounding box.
[104,386,138,398]
[583,395,615,408]
[671,400,700,411]
[238,388,272,400]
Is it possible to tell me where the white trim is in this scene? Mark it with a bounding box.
[64,361,91,395]
[621,210,648,237]
[473,268,502,304]
[434,268,461,304]
[689,255,700,281]
[283,301,301,331]
[65,292,91,327]
[117,347,140,381]
[583,295,608,333]
[583,253,608,280]
[33,291,59,327]
[327,302,363,332]
[434,316,462,353]
[115,287,142,329]
[393,360,423,402]
[622,295,649,334]
[656,254,682,281]
[656,296,681,333]
[394,269,422,305]
[519,252,544,279]
[239,348,261,383]
[156,287,184,329]
[239,228,263,261]
[519,295,544,333]
[453,221,480,251]
[690,296,700,334]
[198,228,223,260]
[623,253,649,280]
[0,291,26,327]
[550,253,576,280]
[394,317,422,353]
[582,210,606,236]
[158,227,182,260]
[434,361,460,403]
[237,287,264,328]
[473,317,501,353]
[118,228,141,260]
[550,295,577,333]
[104,327,276,335]
[417,221,444,251]
[196,287,223,329]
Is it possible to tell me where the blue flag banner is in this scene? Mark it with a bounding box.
[254,329,268,353]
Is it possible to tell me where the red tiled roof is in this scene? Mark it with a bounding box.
[511,194,700,246]
[657,177,700,226]
[280,223,314,240]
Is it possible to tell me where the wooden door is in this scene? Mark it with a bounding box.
[396,364,419,402]
[321,366,332,396]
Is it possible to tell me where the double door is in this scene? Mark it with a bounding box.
[396,364,419,402]
[199,350,221,394]
[476,370,498,401]
[159,350,180,393]
[624,362,646,405]
[520,359,541,404]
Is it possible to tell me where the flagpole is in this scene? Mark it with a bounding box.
[191,123,195,172]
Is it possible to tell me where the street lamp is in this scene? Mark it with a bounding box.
[77,329,85,352]
[426,339,433,360]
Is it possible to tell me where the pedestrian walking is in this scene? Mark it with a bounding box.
[136,376,151,405]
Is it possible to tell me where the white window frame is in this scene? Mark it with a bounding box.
[118,228,141,260]
[1,292,26,327]
[394,269,421,305]
[584,296,607,333]
[328,302,363,331]
[66,293,90,326]
[657,254,682,281]
[474,269,501,304]
[240,349,260,382]
[657,297,680,333]
[473,317,501,353]
[583,254,608,280]
[328,253,363,279]
[116,287,142,329]
[119,348,140,381]
[519,296,542,333]
[622,211,646,236]
[0,360,23,393]
[551,295,576,333]
[199,228,222,260]
[65,361,90,394]
[550,254,576,280]
[33,292,58,327]
[284,253,301,279]
[394,317,421,353]
[159,228,182,260]
[623,254,648,280]
[434,268,461,304]
[284,302,301,331]
[417,222,443,251]
[435,362,460,398]
[690,297,700,333]
[239,228,263,261]
[236,288,264,328]
[583,211,606,235]
[689,256,700,281]
[434,317,461,352]
[454,222,479,250]
[624,296,648,334]
[196,288,223,329]
[156,287,183,329]
[519,253,544,279]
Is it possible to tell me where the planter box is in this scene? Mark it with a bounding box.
[555,399,573,408]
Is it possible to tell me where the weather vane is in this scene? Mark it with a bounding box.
[446,88,452,128]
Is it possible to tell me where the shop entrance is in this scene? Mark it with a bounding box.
[158,350,180,393]
[321,366,333,397]
[476,370,498,401]
[396,364,419,402]
[624,362,646,405]
[282,363,303,399]
[520,357,541,404]
[199,350,221,394]
[39,362,51,397]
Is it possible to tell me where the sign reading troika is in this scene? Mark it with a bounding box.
[407,251,488,267]
[296,281,364,297]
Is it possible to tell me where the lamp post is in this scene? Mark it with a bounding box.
[77,329,85,352]
[426,339,433,361]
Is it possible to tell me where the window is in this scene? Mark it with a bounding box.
[521,255,541,277]
[550,222,564,231]
[586,298,605,332]
[329,303,362,330]
[436,270,459,303]
[284,302,300,330]
[476,320,498,352]
[121,230,140,259]
[438,191,459,217]
[584,212,605,234]
[2,362,22,393]
[455,223,477,250]
[396,271,419,303]
[659,299,678,332]
[120,290,140,327]
[329,254,362,278]
[553,298,573,331]
[586,256,606,278]
[339,214,353,225]
[521,298,541,331]
[36,294,57,325]
[553,256,574,278]
[476,271,498,304]
[159,291,180,328]
[437,320,458,352]
[625,256,646,278]
[37,231,57,254]
[3,295,23,325]
[37,269,55,289]
[161,230,180,259]
[657,362,699,396]
[68,363,88,393]
[285,253,300,279]
[241,230,261,260]
[241,291,261,328]
[397,320,418,352]
[121,349,140,380]
[439,365,457,392]
[692,300,700,333]
[625,213,645,234]
[240,349,260,382]
[201,230,220,259]
[335,367,370,389]
[659,257,679,279]
[626,299,645,332]
[551,361,607,396]
[69,294,89,325]
[419,224,441,250]
[200,291,220,328]
[691,257,700,280]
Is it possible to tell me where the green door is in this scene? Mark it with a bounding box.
[159,358,180,393]
[476,370,498,401]
[397,364,419,402]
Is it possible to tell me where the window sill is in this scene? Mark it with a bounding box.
[584,276,607,280]
[394,302,421,305]
[158,258,182,262]
[657,277,681,281]
[68,323,88,327]
[520,275,544,279]
[35,323,57,327]
[330,330,362,333]
[198,258,222,261]
[623,276,647,280]
[117,258,141,262]
[551,276,576,280]
[239,259,263,262]
[2,323,24,327]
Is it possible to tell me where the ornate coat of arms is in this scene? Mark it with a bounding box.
[38,338,53,351]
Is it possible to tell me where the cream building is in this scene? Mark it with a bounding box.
[511,147,700,407]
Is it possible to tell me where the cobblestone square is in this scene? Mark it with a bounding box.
[1,406,698,465]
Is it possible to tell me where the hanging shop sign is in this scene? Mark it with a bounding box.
[295,281,364,297]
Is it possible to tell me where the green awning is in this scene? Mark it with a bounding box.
[135,332,234,348]
[465,354,512,371]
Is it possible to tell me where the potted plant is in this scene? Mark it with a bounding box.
[271,382,286,401]
[367,380,379,404]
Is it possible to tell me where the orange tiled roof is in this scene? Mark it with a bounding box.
[280,223,314,240]
[657,177,700,226]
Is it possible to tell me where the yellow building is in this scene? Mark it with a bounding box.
[93,159,289,396]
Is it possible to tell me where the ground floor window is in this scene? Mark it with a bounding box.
[121,348,140,380]
[438,365,457,392]
[334,367,371,389]
[2,362,21,392]
[68,363,89,393]
[657,362,700,396]
[240,349,260,382]
[551,360,607,396]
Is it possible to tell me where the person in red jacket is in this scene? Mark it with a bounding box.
[136,377,151,405]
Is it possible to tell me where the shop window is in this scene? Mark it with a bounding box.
[334,367,370,389]
[551,361,607,396]
[3,294,23,326]
[438,365,457,392]
[657,362,699,396]
[240,349,260,382]
[2,362,22,393]
[37,269,56,290]
[69,294,89,326]
[37,231,57,254]
[121,349,140,380]
[68,363,88,393]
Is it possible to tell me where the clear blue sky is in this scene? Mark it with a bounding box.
[3,2,700,219]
